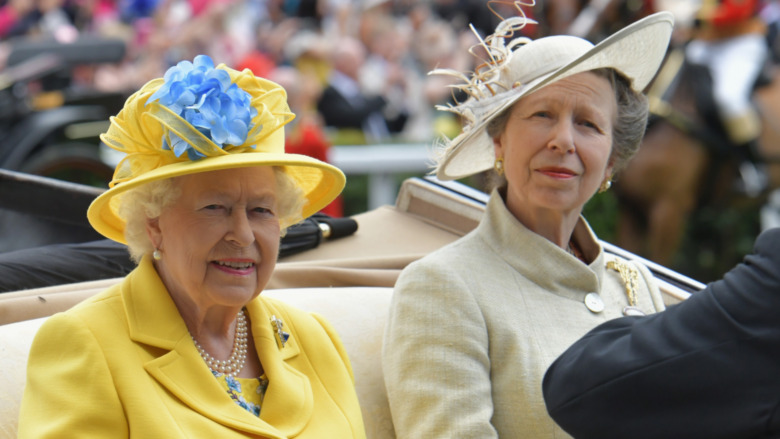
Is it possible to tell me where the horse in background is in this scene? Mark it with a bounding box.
[613,46,780,281]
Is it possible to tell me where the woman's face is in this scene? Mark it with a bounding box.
[147,167,281,311]
[493,71,616,222]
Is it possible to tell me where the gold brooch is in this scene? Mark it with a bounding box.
[270,315,290,349]
[606,259,645,316]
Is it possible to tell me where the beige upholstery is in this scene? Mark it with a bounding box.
[0,286,395,439]
[0,278,120,325]
[264,288,396,438]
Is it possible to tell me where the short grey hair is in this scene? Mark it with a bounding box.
[120,167,305,263]
[486,68,649,181]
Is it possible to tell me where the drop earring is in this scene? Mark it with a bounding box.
[153,249,162,260]
[494,157,505,176]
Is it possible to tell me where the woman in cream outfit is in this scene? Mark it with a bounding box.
[18,55,365,438]
[382,10,675,439]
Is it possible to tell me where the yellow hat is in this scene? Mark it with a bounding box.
[88,55,345,244]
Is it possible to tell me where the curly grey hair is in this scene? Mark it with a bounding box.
[119,166,306,263]
[486,68,649,183]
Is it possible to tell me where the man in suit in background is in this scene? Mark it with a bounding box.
[316,36,407,143]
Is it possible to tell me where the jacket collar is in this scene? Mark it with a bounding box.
[122,257,313,437]
[477,190,606,302]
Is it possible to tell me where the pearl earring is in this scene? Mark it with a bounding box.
[153,249,162,260]
[599,178,612,193]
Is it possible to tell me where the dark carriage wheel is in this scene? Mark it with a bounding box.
[20,143,114,188]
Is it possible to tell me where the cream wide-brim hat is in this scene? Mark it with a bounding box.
[436,11,675,181]
[87,59,345,244]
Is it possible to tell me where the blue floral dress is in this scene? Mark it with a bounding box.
[212,371,269,417]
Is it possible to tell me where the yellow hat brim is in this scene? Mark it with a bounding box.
[87,152,345,244]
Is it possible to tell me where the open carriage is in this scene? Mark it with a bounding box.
[0,168,704,438]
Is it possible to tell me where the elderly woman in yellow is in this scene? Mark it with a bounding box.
[18,55,365,438]
[382,10,674,439]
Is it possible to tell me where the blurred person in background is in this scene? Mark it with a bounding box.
[684,0,770,195]
[316,35,407,144]
[282,26,331,87]
[536,0,586,36]
[38,0,79,41]
[0,0,37,40]
[270,64,343,216]
[358,5,415,139]
[762,0,780,62]
[0,0,77,41]
[428,0,502,38]
[405,12,478,142]
[319,0,355,37]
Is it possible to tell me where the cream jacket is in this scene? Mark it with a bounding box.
[383,190,665,438]
[18,257,366,438]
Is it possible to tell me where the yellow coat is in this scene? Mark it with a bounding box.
[18,257,366,438]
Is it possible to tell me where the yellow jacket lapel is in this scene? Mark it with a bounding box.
[247,298,314,436]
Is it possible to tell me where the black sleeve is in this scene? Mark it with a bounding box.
[542,228,780,439]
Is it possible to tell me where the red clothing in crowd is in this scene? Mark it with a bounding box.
[703,0,761,27]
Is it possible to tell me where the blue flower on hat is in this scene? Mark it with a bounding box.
[147,55,258,160]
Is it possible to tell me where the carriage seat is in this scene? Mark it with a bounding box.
[0,283,396,439]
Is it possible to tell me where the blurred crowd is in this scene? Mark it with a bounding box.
[2,0,780,149]
[0,0,665,147]
[0,0,510,147]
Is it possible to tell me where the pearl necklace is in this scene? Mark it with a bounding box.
[191,308,248,377]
